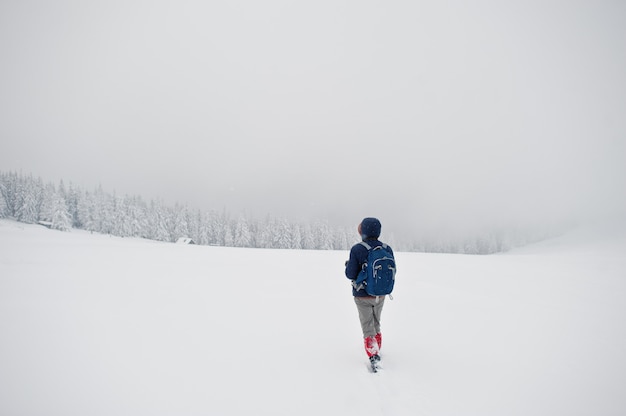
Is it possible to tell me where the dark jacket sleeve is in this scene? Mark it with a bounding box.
[345,244,364,280]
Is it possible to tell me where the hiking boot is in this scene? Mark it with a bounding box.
[364,336,380,358]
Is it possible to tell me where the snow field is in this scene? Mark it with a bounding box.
[1,219,625,415]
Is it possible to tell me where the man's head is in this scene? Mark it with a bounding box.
[359,217,381,240]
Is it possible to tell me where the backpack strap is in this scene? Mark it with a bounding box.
[358,241,372,272]
[360,241,387,250]
[359,241,372,250]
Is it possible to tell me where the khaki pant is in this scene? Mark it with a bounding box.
[354,296,385,338]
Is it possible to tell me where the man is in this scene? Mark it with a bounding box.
[345,217,395,367]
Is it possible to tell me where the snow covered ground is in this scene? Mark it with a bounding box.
[1,218,625,416]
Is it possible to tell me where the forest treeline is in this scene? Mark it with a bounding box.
[0,171,564,253]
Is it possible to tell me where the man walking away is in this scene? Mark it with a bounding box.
[345,217,396,371]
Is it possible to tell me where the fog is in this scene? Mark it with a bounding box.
[1,1,625,239]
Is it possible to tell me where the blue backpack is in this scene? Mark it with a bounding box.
[355,242,396,297]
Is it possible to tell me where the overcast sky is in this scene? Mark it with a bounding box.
[1,0,625,239]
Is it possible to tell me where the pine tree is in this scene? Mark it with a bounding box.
[222,216,234,247]
[205,210,222,246]
[0,171,19,217]
[172,204,190,241]
[39,182,71,231]
[275,218,293,249]
[128,196,149,238]
[0,187,5,218]
[256,215,273,248]
[148,199,171,242]
[291,224,303,249]
[77,190,97,232]
[186,209,202,244]
[301,223,316,250]
[333,227,349,250]
[313,220,333,250]
[98,189,115,235]
[196,211,210,245]
[233,214,252,247]
[66,183,82,228]
[16,175,42,224]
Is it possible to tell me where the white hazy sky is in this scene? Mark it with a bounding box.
[1,0,625,237]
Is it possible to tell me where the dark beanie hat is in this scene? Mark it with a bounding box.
[360,217,381,239]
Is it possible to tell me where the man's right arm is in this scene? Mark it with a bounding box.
[345,245,362,280]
